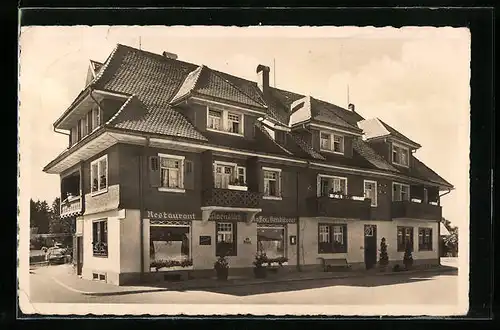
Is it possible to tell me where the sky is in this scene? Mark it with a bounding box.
[18,26,470,228]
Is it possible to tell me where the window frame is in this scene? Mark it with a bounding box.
[256,225,286,258]
[216,221,237,257]
[418,227,433,251]
[397,226,414,252]
[317,174,348,197]
[213,161,247,188]
[92,219,108,257]
[391,142,410,167]
[262,167,282,200]
[363,180,378,207]
[319,131,345,155]
[90,154,108,196]
[318,223,348,254]
[206,106,245,136]
[158,153,186,193]
[392,182,411,202]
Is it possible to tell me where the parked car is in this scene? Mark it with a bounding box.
[46,246,67,265]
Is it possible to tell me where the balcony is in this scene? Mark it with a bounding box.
[60,195,82,218]
[308,195,372,219]
[391,200,442,220]
[202,188,261,209]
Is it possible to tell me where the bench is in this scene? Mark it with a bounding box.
[318,258,351,272]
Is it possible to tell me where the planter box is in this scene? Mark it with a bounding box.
[227,185,248,191]
[150,265,194,272]
[267,262,288,267]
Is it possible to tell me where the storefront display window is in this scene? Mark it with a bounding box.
[257,226,285,258]
[150,225,192,271]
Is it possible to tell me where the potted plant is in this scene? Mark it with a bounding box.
[253,253,268,278]
[214,255,229,281]
[378,237,389,272]
[403,242,414,270]
[228,178,248,191]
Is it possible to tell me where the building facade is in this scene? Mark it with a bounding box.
[45,45,453,285]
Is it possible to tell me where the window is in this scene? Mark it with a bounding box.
[159,155,184,190]
[263,168,281,198]
[320,131,344,154]
[208,109,222,130]
[207,107,244,135]
[149,225,191,270]
[319,175,347,197]
[318,224,348,253]
[80,116,88,139]
[392,143,409,166]
[70,126,78,146]
[393,182,410,201]
[92,219,108,257]
[364,180,378,206]
[257,225,285,258]
[397,226,414,252]
[91,155,108,194]
[216,222,236,256]
[214,162,246,188]
[92,107,101,130]
[418,228,433,251]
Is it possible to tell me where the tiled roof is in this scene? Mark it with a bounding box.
[171,65,267,109]
[358,118,420,148]
[406,157,453,188]
[72,43,450,188]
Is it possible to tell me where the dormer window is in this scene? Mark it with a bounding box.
[392,142,409,167]
[320,131,344,154]
[207,107,244,136]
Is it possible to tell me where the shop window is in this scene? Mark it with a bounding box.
[92,219,108,257]
[397,226,414,252]
[318,224,347,253]
[257,225,285,258]
[150,225,191,271]
[216,222,237,257]
[418,227,433,251]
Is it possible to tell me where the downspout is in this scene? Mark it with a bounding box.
[438,189,452,206]
[139,136,150,281]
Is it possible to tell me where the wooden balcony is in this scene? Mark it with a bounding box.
[391,200,442,220]
[308,196,372,219]
[60,196,82,218]
[202,188,261,209]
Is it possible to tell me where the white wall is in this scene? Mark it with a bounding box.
[298,218,439,266]
[119,209,141,273]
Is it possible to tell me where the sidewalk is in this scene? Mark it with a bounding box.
[33,264,457,297]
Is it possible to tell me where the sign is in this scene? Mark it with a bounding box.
[199,236,212,245]
[290,235,297,245]
[146,211,196,221]
[255,216,297,224]
[209,212,245,222]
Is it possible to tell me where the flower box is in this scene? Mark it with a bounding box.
[227,184,248,191]
[150,265,194,272]
[267,261,289,267]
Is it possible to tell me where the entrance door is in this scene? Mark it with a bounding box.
[76,236,83,275]
[364,225,377,270]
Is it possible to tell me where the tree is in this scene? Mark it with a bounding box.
[48,197,74,234]
[30,199,51,234]
[379,237,389,270]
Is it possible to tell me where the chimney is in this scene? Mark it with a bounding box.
[162,51,178,60]
[348,103,355,112]
[256,64,270,94]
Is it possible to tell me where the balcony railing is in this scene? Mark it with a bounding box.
[308,195,372,219]
[60,196,82,217]
[391,200,442,220]
[202,188,261,209]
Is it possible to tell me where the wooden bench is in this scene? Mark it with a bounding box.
[318,258,351,272]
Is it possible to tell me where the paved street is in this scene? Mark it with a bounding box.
[29,264,458,305]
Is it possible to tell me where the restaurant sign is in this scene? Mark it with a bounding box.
[255,216,297,224]
[209,212,245,222]
[146,211,197,221]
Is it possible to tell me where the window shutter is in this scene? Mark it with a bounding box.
[149,156,161,188]
[343,224,348,252]
[184,160,194,190]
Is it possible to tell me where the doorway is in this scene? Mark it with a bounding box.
[364,225,377,270]
[76,236,83,275]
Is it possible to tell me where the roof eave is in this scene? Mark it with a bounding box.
[53,87,92,129]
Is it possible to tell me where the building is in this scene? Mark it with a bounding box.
[43,44,453,285]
